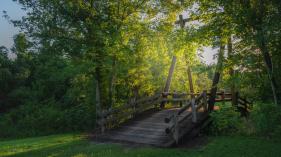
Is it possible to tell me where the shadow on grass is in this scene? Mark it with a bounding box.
[4,141,88,157]
[4,136,281,157]
[4,139,198,157]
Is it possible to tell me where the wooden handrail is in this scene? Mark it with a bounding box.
[164,90,209,143]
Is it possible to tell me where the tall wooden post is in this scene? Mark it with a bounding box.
[177,14,195,98]
[208,42,225,111]
[187,66,194,97]
[161,56,177,108]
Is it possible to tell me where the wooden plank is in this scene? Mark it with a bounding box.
[215,98,232,102]
[161,98,190,102]
[102,133,169,146]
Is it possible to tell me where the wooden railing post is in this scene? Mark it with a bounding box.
[203,90,208,111]
[233,91,239,106]
[101,110,105,134]
[132,98,137,117]
[191,97,197,123]
[173,113,179,144]
[222,90,225,105]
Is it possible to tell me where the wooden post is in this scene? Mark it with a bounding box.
[191,97,197,123]
[221,90,225,105]
[177,14,195,98]
[187,66,194,98]
[161,56,177,108]
[208,42,225,111]
[203,90,208,111]
[234,92,239,107]
[179,14,185,28]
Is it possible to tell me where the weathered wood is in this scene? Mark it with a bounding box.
[221,90,225,105]
[177,15,195,98]
[164,56,177,93]
[161,56,177,108]
[191,98,197,123]
[208,42,225,111]
[97,108,179,147]
[187,66,194,97]
[215,98,232,102]
[175,16,191,25]
[161,98,190,103]
[203,90,208,111]
[102,94,161,117]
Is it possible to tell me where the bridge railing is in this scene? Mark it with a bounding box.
[164,91,209,143]
[97,92,192,133]
[97,90,252,134]
[98,93,162,131]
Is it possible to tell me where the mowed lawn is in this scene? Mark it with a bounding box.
[1,134,281,157]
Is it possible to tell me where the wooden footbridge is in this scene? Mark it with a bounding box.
[94,52,252,147]
[96,90,251,147]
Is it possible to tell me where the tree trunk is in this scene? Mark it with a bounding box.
[95,71,104,133]
[208,42,225,111]
[255,0,279,105]
[109,56,117,108]
[257,30,279,105]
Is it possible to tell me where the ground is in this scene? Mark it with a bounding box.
[1,134,281,157]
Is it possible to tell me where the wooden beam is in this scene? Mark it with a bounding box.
[187,66,194,97]
[175,17,192,25]
[164,56,177,93]
[176,14,195,98]
[161,56,177,108]
[208,42,225,111]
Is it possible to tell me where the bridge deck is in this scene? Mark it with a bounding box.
[96,107,208,147]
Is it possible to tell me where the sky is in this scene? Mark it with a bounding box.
[0,0,217,64]
[0,0,25,49]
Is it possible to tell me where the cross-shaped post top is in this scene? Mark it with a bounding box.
[175,14,191,29]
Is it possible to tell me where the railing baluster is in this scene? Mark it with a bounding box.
[191,97,197,123]
[203,90,208,111]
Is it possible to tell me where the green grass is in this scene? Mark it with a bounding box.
[1,134,281,157]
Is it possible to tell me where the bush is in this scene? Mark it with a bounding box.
[251,102,281,138]
[208,103,242,136]
[0,100,96,138]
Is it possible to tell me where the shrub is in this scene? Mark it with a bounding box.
[251,102,281,138]
[208,103,242,136]
[0,100,96,138]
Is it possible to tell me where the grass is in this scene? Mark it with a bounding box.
[0,134,281,157]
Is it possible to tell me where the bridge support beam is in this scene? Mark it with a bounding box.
[161,56,177,108]
[208,42,225,111]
